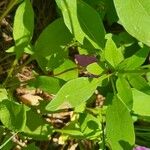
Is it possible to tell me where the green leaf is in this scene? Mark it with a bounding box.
[0,88,8,102]
[86,62,104,75]
[0,100,26,131]
[22,143,40,150]
[54,59,78,81]
[13,0,34,57]
[22,109,53,140]
[118,46,150,70]
[112,32,136,47]
[106,0,118,25]
[116,76,133,109]
[0,133,15,150]
[34,18,73,72]
[46,75,106,111]
[56,0,105,49]
[106,95,135,150]
[6,45,34,55]
[28,76,65,94]
[113,0,150,46]
[56,113,101,140]
[83,0,107,19]
[78,113,102,140]
[104,34,124,68]
[132,88,150,116]
[56,121,83,137]
[127,74,150,95]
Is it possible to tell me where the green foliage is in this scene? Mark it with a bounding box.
[114,0,150,47]
[56,0,105,49]
[34,18,73,72]
[132,88,150,116]
[0,100,26,131]
[104,34,124,68]
[86,62,104,76]
[22,109,53,140]
[116,76,133,110]
[1,0,150,149]
[106,95,135,150]
[54,59,78,81]
[28,76,65,94]
[13,0,34,58]
[46,76,107,111]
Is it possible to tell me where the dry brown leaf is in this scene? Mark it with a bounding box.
[19,94,43,106]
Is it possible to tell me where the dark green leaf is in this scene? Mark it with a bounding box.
[117,46,150,70]
[22,143,40,150]
[78,113,101,140]
[106,0,118,25]
[127,74,150,95]
[22,109,53,140]
[0,100,26,131]
[34,18,73,72]
[106,95,135,150]
[28,76,65,94]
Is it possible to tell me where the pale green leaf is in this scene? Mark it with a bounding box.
[13,0,34,57]
[114,0,150,46]
[6,45,34,55]
[116,76,133,109]
[46,75,107,111]
[0,88,8,102]
[132,88,150,116]
[86,62,104,75]
[104,34,124,68]
[54,59,78,81]
[106,95,135,150]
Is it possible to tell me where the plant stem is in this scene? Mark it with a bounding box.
[0,53,15,63]
[0,0,19,23]
[2,58,18,87]
[0,132,18,149]
[118,68,150,74]
[110,77,117,94]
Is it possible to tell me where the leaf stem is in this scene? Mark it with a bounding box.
[0,0,19,23]
[0,132,18,149]
[118,68,150,74]
[2,58,18,87]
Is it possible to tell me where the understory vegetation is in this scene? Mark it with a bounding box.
[0,0,150,150]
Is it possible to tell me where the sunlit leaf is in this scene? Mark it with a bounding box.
[13,0,34,57]
[56,0,105,49]
[114,0,150,46]
[46,75,107,111]
[106,95,135,149]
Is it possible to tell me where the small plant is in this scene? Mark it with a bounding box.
[0,0,150,149]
